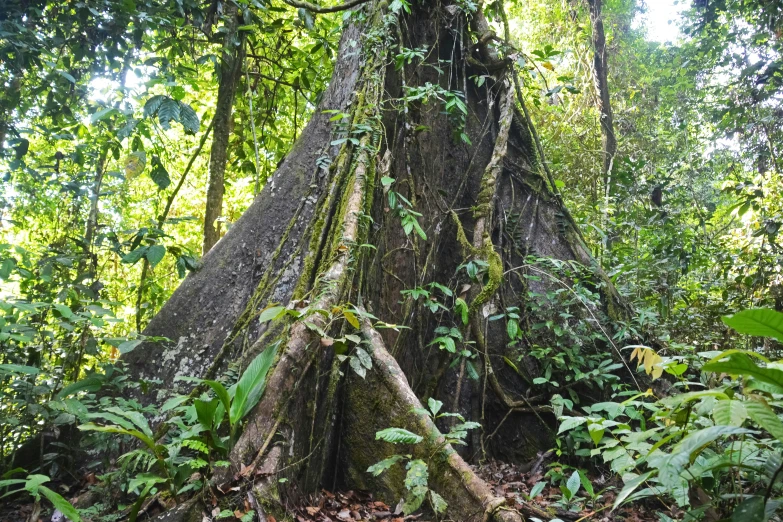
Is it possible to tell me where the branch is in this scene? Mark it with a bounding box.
[280,0,373,14]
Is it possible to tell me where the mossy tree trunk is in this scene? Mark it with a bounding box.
[125,2,632,520]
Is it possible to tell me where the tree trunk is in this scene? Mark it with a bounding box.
[125,2,631,520]
[203,2,246,255]
[587,0,616,188]
[586,0,617,254]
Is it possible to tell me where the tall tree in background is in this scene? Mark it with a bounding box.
[203,3,246,254]
[586,0,617,250]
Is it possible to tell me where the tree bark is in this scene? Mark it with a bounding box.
[586,0,617,210]
[203,3,246,255]
[124,2,632,520]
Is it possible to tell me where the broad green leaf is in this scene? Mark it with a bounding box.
[465,360,479,380]
[507,318,519,340]
[230,341,279,424]
[355,347,372,370]
[53,304,73,319]
[23,474,50,496]
[558,416,587,434]
[78,423,156,451]
[149,156,171,190]
[195,398,219,431]
[83,412,134,431]
[58,70,76,83]
[122,246,148,265]
[143,95,166,118]
[588,423,604,445]
[57,377,102,398]
[455,297,468,325]
[731,496,765,522]
[660,389,730,408]
[375,427,423,444]
[0,364,40,375]
[258,306,285,323]
[566,470,581,498]
[0,258,14,279]
[39,485,82,522]
[529,481,546,499]
[703,353,783,394]
[654,426,751,488]
[0,479,26,489]
[722,308,783,342]
[156,98,181,129]
[578,471,594,497]
[105,406,153,438]
[146,245,166,267]
[118,339,143,354]
[349,356,366,379]
[745,400,783,442]
[91,107,117,123]
[430,490,448,513]
[713,400,748,427]
[366,454,404,476]
[428,397,443,417]
[177,101,200,134]
[160,395,190,412]
[613,471,654,510]
[201,380,231,418]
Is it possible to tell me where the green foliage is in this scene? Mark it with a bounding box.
[722,309,783,343]
[382,176,427,240]
[375,428,423,445]
[368,401,480,516]
[0,473,81,521]
[73,342,278,511]
[557,308,783,519]
[0,0,339,472]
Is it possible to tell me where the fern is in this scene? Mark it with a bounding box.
[182,439,209,454]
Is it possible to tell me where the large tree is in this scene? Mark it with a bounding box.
[123,1,633,519]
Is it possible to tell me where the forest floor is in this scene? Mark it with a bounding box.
[0,460,673,522]
[285,460,671,522]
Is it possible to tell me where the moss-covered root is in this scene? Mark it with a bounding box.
[340,317,523,522]
[223,129,373,476]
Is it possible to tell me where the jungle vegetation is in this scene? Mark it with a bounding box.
[1,0,783,521]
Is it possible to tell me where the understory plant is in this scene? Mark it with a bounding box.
[367,398,480,516]
[77,341,279,520]
[558,307,783,521]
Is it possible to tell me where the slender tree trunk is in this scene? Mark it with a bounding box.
[586,0,617,254]
[587,0,616,188]
[203,3,246,255]
[124,2,632,520]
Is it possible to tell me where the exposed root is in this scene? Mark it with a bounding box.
[337,316,525,522]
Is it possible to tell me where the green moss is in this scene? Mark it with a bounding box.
[450,211,478,257]
[471,237,503,313]
[473,179,495,219]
